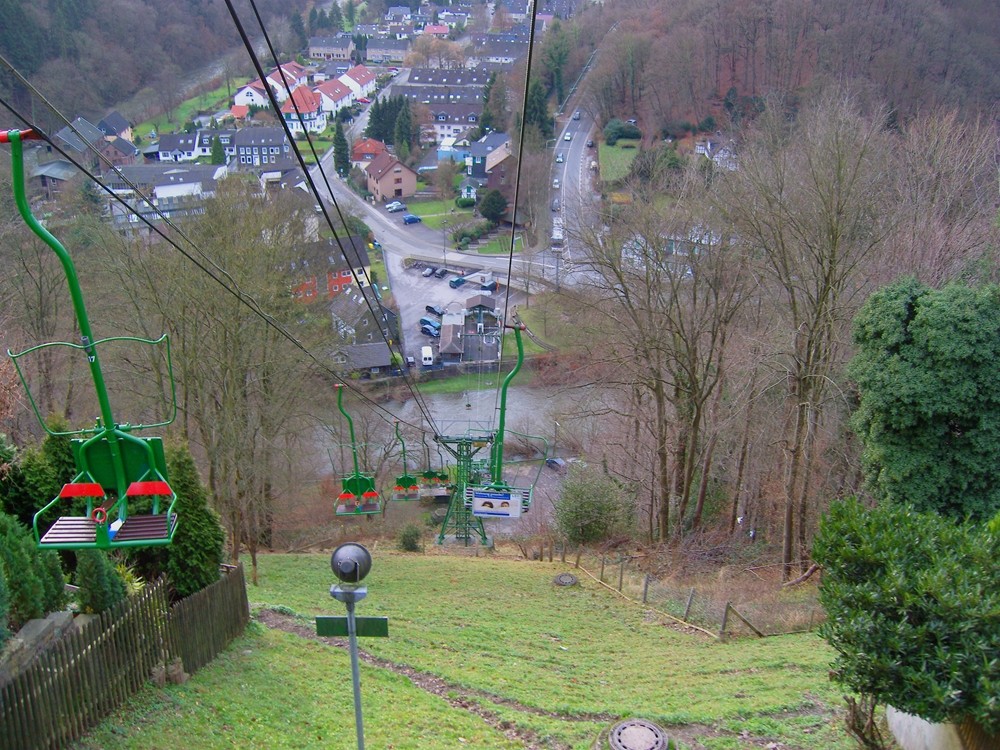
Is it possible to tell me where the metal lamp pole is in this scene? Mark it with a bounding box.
[442,219,449,269]
[331,583,368,750]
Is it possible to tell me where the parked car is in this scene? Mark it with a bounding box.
[425,305,445,316]
[626,118,638,125]
[422,266,437,277]
[385,201,406,212]
[420,324,441,337]
[546,457,567,472]
[403,214,422,224]
[434,267,449,278]
[358,97,371,104]
[448,277,466,288]
[419,316,441,330]
[555,152,564,163]
[552,178,561,189]
[551,197,561,212]
[563,132,572,141]
[406,356,416,368]
[586,139,595,147]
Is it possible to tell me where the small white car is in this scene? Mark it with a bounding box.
[564,132,572,141]
[385,201,406,212]
[555,152,564,163]
[552,178,561,189]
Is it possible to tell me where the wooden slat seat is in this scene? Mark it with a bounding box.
[113,514,177,542]
[335,502,382,515]
[39,517,97,545]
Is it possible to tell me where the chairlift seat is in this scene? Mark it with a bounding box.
[59,482,105,498]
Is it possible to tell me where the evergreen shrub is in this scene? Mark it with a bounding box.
[75,550,126,615]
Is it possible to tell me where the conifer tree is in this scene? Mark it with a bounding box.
[163,444,225,598]
[333,121,350,176]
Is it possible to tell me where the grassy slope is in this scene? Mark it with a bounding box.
[76,553,851,750]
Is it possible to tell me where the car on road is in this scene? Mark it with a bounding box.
[402,214,422,224]
[546,457,567,472]
[425,305,445,316]
[627,118,638,125]
[551,197,561,212]
[420,324,441,337]
[555,152,564,163]
[421,266,437,277]
[385,201,406,212]
[573,110,581,120]
[563,132,572,141]
[434,267,449,278]
[358,97,371,104]
[552,178,561,189]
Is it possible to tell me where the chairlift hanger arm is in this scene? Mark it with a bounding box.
[490,323,525,486]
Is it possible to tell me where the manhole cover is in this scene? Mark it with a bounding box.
[553,573,578,587]
[608,719,669,750]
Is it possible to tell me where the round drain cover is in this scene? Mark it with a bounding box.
[608,719,669,750]
[553,573,578,586]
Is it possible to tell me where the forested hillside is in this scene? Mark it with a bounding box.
[586,0,1000,127]
[0,0,306,122]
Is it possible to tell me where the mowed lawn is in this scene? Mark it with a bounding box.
[76,553,853,750]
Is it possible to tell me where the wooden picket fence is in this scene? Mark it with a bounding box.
[0,564,249,750]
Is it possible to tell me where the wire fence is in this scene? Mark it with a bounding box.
[564,550,825,640]
[0,564,249,750]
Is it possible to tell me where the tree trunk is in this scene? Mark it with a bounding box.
[782,389,809,581]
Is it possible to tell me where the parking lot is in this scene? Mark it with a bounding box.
[386,251,514,365]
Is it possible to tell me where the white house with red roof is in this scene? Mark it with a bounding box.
[338,65,376,100]
[281,87,327,135]
[314,79,354,115]
[422,24,450,37]
[234,63,310,108]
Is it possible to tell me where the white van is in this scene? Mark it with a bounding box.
[421,346,434,366]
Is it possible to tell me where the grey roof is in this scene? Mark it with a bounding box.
[466,294,496,310]
[397,85,483,105]
[54,117,105,153]
[309,34,354,48]
[98,111,130,137]
[30,160,79,181]
[157,133,198,152]
[469,132,510,157]
[438,324,464,355]
[108,137,139,157]
[336,342,393,370]
[367,37,410,51]
[407,68,494,86]
[103,164,225,191]
[233,127,288,148]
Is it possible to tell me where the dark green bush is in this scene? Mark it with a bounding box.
[455,197,476,209]
[163,444,225,598]
[554,465,635,545]
[815,499,1000,733]
[75,550,126,615]
[398,524,423,552]
[38,549,67,613]
[0,512,44,629]
[0,564,10,649]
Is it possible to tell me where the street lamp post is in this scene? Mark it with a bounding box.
[441,219,449,270]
